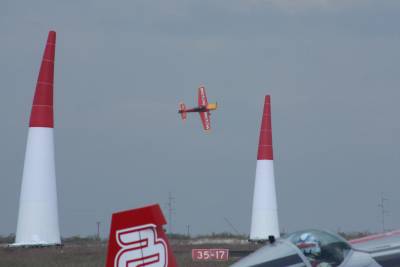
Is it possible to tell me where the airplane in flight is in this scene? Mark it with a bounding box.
[178,86,217,131]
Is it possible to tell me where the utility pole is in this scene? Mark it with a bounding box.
[186,224,191,237]
[96,221,101,240]
[166,192,175,234]
[378,193,388,233]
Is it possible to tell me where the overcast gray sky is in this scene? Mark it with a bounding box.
[1,0,400,238]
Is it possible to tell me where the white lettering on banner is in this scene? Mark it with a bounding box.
[192,249,229,261]
[115,224,167,267]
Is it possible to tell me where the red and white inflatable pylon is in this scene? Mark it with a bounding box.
[250,95,280,241]
[14,31,61,246]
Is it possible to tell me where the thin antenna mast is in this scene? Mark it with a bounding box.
[166,192,175,234]
[378,193,389,233]
[96,221,101,240]
[186,224,191,237]
[224,217,240,235]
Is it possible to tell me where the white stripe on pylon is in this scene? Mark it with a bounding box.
[250,160,280,240]
[14,127,61,245]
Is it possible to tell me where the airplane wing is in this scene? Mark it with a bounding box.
[198,86,208,107]
[350,230,400,265]
[199,111,211,131]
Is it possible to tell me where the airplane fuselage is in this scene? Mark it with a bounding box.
[178,103,218,114]
[179,105,208,113]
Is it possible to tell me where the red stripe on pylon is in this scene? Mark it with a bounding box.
[257,95,274,160]
[29,31,56,128]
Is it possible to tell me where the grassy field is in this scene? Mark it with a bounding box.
[0,245,105,267]
[0,241,256,267]
[0,231,370,266]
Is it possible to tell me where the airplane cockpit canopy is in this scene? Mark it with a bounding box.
[286,229,352,267]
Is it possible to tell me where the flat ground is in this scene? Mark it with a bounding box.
[0,241,258,267]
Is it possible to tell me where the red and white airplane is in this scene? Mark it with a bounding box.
[178,86,218,131]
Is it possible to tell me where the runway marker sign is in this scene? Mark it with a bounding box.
[192,248,229,261]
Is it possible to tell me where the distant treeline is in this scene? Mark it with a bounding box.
[337,231,373,240]
[167,232,248,240]
[0,231,374,244]
[0,234,14,244]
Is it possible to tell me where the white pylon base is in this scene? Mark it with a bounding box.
[250,160,280,241]
[14,127,61,246]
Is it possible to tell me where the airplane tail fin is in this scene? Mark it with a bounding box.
[106,204,177,267]
[178,101,187,120]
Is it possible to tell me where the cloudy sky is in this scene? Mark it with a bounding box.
[1,0,400,238]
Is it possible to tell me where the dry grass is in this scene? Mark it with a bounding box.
[0,241,255,267]
[0,245,105,267]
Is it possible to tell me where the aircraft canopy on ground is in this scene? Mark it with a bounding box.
[232,229,400,267]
